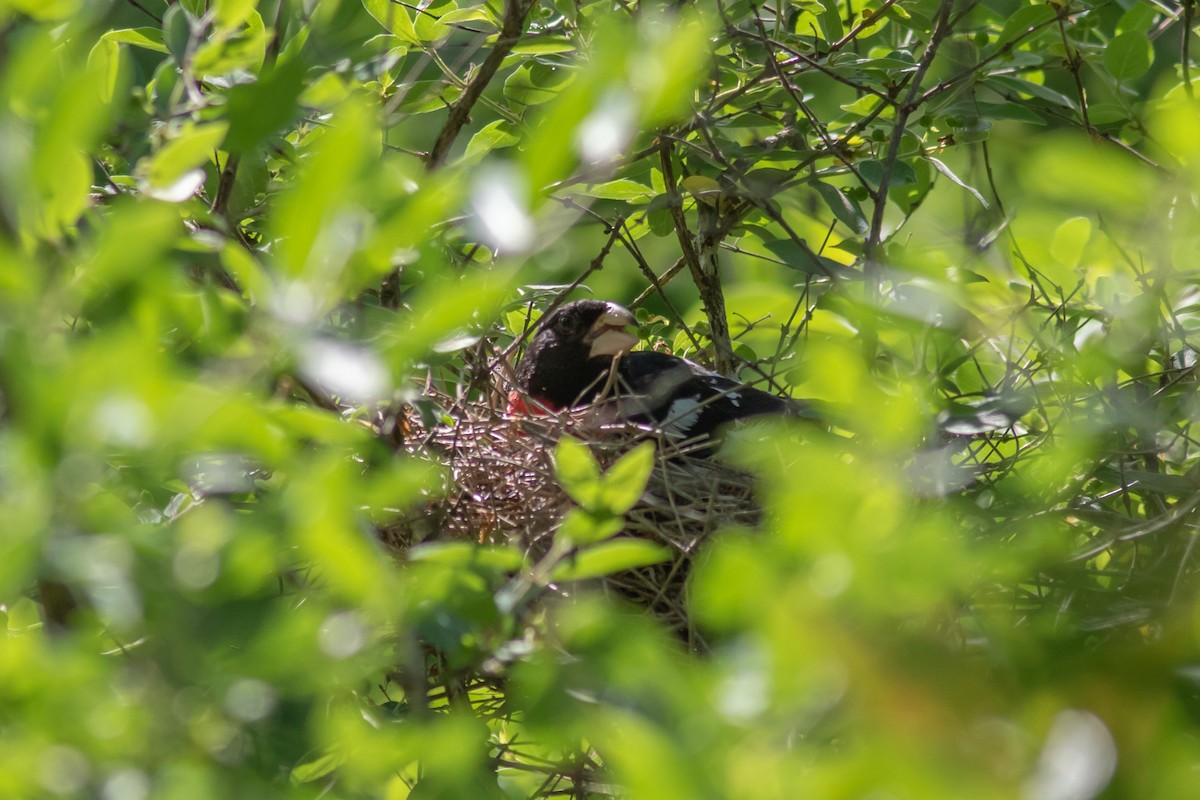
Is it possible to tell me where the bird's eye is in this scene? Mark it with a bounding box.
[554,314,579,337]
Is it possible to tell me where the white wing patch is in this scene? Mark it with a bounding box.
[662,397,702,436]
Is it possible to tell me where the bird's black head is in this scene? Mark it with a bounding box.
[516,300,638,409]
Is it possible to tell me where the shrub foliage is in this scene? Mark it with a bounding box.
[2,0,1200,797]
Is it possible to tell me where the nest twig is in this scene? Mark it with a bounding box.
[378,383,765,643]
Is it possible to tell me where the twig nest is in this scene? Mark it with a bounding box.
[379,391,765,639]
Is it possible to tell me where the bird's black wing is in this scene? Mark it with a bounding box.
[614,351,791,443]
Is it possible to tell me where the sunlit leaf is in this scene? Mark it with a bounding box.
[463,120,520,161]
[504,63,575,106]
[554,437,603,510]
[597,442,654,515]
[550,539,671,580]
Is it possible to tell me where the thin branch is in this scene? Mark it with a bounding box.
[427,0,535,169]
[863,0,955,296]
[918,7,1066,107]
[1058,15,1093,135]
[659,147,736,375]
[1183,0,1195,98]
[829,0,903,52]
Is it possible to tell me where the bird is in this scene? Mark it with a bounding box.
[508,299,800,452]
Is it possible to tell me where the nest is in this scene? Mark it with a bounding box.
[379,387,765,644]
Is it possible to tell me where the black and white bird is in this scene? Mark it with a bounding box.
[509,299,802,452]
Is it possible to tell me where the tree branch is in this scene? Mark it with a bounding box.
[426,0,534,170]
[660,148,736,376]
[862,0,956,357]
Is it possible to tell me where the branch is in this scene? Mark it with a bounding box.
[426,0,534,170]
[863,0,955,294]
[1184,0,1195,98]
[659,148,736,376]
[861,0,956,359]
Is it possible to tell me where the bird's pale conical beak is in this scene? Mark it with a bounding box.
[586,303,639,358]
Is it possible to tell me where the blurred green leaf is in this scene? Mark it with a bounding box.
[512,36,576,55]
[504,63,575,106]
[550,539,670,580]
[409,542,526,571]
[557,508,625,546]
[464,120,520,161]
[363,0,422,44]
[577,179,656,201]
[224,55,308,153]
[554,437,603,510]
[597,442,654,515]
[140,121,228,195]
[102,27,168,52]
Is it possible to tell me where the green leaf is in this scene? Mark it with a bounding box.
[87,37,125,104]
[1094,467,1200,498]
[414,1,456,43]
[597,442,654,515]
[996,4,1056,49]
[224,55,308,153]
[162,3,192,64]
[987,75,1078,110]
[146,121,229,187]
[972,100,1047,125]
[648,207,674,237]
[397,81,463,114]
[812,181,868,234]
[576,179,656,202]
[926,156,988,208]
[438,7,496,26]
[464,120,520,161]
[363,0,421,44]
[857,159,917,188]
[550,539,671,581]
[102,27,168,53]
[1103,31,1153,81]
[554,437,603,510]
[512,36,576,55]
[408,542,527,571]
[1050,216,1091,269]
[1116,3,1157,35]
[503,63,575,106]
[214,0,257,29]
[761,239,851,276]
[557,508,625,546]
[292,752,344,783]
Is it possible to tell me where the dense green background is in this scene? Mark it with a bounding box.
[3,0,1200,797]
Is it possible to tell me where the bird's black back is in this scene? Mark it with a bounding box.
[614,351,791,443]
